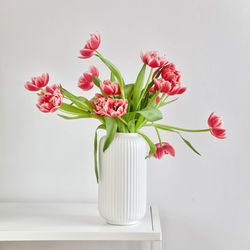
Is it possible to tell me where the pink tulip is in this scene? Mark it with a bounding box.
[154,78,171,93]
[154,78,186,95]
[91,96,128,117]
[36,85,64,113]
[79,32,101,59]
[150,142,175,159]
[100,80,121,95]
[104,98,128,117]
[91,95,108,116]
[161,63,180,82]
[25,73,49,91]
[159,63,187,95]
[141,51,168,68]
[78,65,99,91]
[79,48,94,59]
[208,112,226,139]
[89,65,99,77]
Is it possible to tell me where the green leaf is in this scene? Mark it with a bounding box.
[103,117,118,152]
[77,96,94,110]
[137,107,163,122]
[92,75,101,88]
[124,84,134,97]
[137,132,156,157]
[133,64,146,110]
[59,103,88,115]
[94,124,105,183]
[148,90,161,107]
[180,135,201,156]
[128,119,136,133]
[61,88,92,111]
[117,121,127,132]
[96,54,125,99]
[149,123,201,156]
[110,72,115,81]
[57,114,92,119]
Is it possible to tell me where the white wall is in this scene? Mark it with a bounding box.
[0,0,249,249]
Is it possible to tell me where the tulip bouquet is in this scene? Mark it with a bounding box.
[25,32,226,182]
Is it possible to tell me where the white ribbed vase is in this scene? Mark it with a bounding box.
[98,133,147,225]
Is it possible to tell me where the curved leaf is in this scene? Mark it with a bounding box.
[92,75,101,88]
[133,64,146,110]
[146,123,201,156]
[94,124,105,183]
[96,54,125,99]
[137,132,156,157]
[103,117,117,152]
[57,114,92,119]
[180,135,201,156]
[59,103,88,115]
[61,88,92,111]
[110,72,115,81]
[137,107,163,122]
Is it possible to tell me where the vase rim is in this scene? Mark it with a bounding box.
[115,132,139,136]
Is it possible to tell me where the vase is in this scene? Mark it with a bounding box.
[98,133,147,225]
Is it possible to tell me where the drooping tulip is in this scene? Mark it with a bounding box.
[150,142,175,159]
[25,73,49,91]
[79,32,101,59]
[78,65,99,91]
[208,112,226,139]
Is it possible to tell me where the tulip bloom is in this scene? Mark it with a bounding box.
[154,78,186,95]
[78,65,99,91]
[154,78,171,93]
[36,85,64,113]
[161,63,180,82]
[92,96,127,117]
[100,80,121,95]
[141,51,168,68]
[208,112,226,139]
[79,32,101,59]
[105,98,128,117]
[91,95,108,116]
[25,73,49,91]
[150,142,175,159]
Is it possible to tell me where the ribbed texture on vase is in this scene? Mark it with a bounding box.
[98,133,147,225]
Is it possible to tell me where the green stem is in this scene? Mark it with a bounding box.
[137,68,154,108]
[95,50,103,57]
[155,127,162,146]
[145,124,211,133]
[146,68,154,88]
[162,95,169,103]
[40,88,46,94]
[156,93,166,108]
[118,117,128,127]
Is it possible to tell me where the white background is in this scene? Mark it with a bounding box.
[0,0,249,249]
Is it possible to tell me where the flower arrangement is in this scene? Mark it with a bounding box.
[25,32,226,182]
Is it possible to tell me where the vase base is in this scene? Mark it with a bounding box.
[106,220,138,226]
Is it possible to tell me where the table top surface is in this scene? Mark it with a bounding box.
[0,203,161,241]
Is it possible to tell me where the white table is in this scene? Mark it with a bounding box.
[0,203,162,250]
